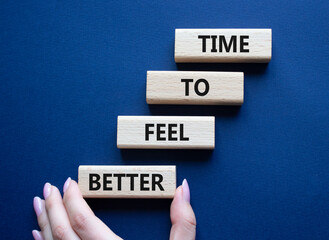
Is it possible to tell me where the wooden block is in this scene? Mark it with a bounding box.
[147,71,243,105]
[175,28,272,63]
[78,165,176,198]
[117,116,215,149]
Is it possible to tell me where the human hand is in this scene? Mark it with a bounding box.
[32,178,196,240]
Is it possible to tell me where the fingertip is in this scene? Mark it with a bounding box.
[182,179,190,203]
[63,177,71,193]
[170,183,196,240]
[173,179,191,204]
[51,184,61,195]
[174,185,183,200]
[43,182,51,199]
[63,179,83,201]
[171,183,196,226]
[32,230,44,240]
[65,179,79,193]
[44,184,63,205]
[171,186,184,221]
[70,179,79,187]
[33,196,43,217]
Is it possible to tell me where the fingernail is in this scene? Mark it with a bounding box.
[33,197,43,217]
[63,177,71,193]
[43,183,51,199]
[182,179,190,203]
[32,230,44,240]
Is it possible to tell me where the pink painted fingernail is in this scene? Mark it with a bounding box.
[33,197,43,217]
[63,177,71,193]
[32,230,44,240]
[43,183,51,199]
[182,179,190,203]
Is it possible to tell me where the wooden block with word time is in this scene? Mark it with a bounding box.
[79,165,176,198]
[175,28,272,63]
[146,71,243,105]
[117,116,215,149]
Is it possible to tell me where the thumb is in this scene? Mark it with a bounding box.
[170,179,196,240]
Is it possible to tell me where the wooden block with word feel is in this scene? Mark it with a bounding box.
[175,28,272,63]
[79,165,176,198]
[117,116,215,149]
[146,71,243,105]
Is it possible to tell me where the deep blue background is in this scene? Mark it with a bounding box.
[1,1,329,239]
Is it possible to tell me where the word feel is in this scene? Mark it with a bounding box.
[145,123,189,141]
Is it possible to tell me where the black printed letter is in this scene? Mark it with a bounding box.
[89,174,101,191]
[168,124,178,141]
[198,35,210,52]
[194,79,209,96]
[181,79,193,96]
[157,124,166,141]
[240,35,249,52]
[140,174,150,191]
[180,124,189,141]
[126,174,138,191]
[145,124,154,141]
[113,173,125,191]
[152,174,164,191]
[103,174,113,191]
[219,35,237,52]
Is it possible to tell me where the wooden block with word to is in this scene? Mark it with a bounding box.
[117,116,215,149]
[78,165,176,198]
[147,71,243,105]
[175,28,272,63]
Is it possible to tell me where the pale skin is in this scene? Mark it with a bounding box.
[33,178,196,240]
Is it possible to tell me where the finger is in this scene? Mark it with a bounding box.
[62,177,122,240]
[33,196,53,240]
[43,183,80,240]
[32,230,44,240]
[170,179,196,240]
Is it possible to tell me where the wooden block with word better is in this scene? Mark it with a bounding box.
[117,116,215,149]
[175,29,272,63]
[79,165,176,198]
[147,71,243,105]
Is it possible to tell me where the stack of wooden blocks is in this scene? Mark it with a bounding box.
[79,29,272,199]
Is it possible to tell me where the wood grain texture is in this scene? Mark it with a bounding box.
[146,71,243,105]
[175,29,272,63]
[117,116,215,149]
[79,165,176,198]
